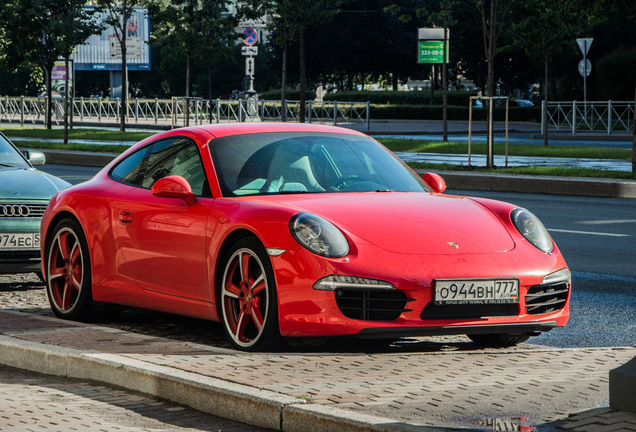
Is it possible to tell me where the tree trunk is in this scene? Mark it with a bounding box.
[45,66,52,130]
[186,52,191,98]
[299,28,306,123]
[119,1,128,133]
[543,53,549,146]
[64,58,69,144]
[281,43,287,122]
[442,28,448,142]
[632,80,635,172]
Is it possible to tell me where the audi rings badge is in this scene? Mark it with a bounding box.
[0,205,31,217]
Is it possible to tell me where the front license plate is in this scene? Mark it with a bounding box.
[0,233,40,250]
[434,278,519,304]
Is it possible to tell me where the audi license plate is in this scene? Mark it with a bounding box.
[434,278,519,304]
[0,233,40,249]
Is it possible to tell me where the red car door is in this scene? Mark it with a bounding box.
[116,187,213,301]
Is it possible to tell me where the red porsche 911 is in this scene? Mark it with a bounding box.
[40,123,570,351]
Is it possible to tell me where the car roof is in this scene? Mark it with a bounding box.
[186,122,368,139]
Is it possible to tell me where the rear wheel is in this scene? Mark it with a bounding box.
[219,238,284,351]
[468,333,530,348]
[45,218,95,321]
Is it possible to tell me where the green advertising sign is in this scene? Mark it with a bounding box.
[418,40,448,64]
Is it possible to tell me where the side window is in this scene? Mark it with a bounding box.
[110,137,210,197]
[143,138,209,197]
[110,146,150,186]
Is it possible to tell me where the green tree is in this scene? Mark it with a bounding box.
[473,0,514,98]
[511,0,601,145]
[0,0,102,130]
[96,0,138,132]
[149,0,234,98]
[240,0,346,122]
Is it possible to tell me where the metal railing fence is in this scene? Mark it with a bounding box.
[0,96,370,130]
[542,100,634,135]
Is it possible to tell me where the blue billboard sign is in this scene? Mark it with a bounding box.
[72,7,151,71]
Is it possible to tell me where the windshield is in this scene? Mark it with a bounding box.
[209,132,430,197]
[0,134,30,168]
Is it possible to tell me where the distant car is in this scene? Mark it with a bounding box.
[512,99,534,107]
[0,132,71,275]
[40,123,570,351]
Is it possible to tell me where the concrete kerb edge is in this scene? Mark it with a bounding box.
[421,170,636,199]
[0,334,424,432]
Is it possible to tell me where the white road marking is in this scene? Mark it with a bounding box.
[579,219,636,225]
[548,228,630,237]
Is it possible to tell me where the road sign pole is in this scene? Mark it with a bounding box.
[583,40,587,121]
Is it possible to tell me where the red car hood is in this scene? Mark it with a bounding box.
[274,192,515,255]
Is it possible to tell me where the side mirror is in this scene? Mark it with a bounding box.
[151,175,197,206]
[422,172,446,193]
[24,150,46,166]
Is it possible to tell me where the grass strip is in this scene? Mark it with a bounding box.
[378,138,631,160]
[1,126,152,142]
[408,162,636,180]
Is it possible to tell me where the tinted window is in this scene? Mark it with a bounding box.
[110,146,150,185]
[0,134,30,168]
[110,137,210,197]
[209,132,430,197]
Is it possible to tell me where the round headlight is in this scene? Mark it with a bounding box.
[511,208,553,253]
[289,213,349,258]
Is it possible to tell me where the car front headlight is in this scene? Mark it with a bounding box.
[289,212,349,258]
[511,208,554,253]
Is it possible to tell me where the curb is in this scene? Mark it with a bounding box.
[427,170,636,199]
[0,333,447,432]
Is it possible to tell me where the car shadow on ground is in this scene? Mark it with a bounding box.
[0,275,532,355]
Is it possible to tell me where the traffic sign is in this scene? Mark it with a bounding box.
[245,57,255,76]
[418,28,446,40]
[243,28,258,46]
[576,38,593,56]
[239,18,266,28]
[578,59,592,77]
[418,40,449,64]
[242,46,258,56]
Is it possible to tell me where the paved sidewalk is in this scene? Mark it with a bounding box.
[0,307,634,432]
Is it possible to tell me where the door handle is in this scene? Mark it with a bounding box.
[119,209,134,225]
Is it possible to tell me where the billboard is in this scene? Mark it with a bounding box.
[51,60,74,97]
[72,7,150,71]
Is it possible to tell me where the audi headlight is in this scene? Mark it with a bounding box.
[289,213,349,258]
[511,208,554,253]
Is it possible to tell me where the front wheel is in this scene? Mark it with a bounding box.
[45,218,95,321]
[468,333,530,348]
[219,238,284,351]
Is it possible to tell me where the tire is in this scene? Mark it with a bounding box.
[219,238,284,351]
[468,333,530,348]
[45,218,95,321]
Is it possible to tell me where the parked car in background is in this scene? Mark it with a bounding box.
[0,132,71,275]
[41,123,570,351]
[512,99,534,107]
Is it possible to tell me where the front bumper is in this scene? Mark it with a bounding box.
[272,244,571,338]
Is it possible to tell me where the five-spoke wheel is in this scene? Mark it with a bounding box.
[220,238,283,351]
[46,218,94,320]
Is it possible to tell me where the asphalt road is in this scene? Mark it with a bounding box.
[449,189,636,348]
[38,164,636,349]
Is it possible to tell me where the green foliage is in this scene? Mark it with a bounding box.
[592,45,636,100]
[260,89,316,101]
[370,104,541,122]
[323,90,478,105]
